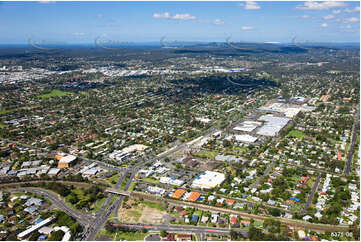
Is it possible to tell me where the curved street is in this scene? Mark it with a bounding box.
[7,187,94,226]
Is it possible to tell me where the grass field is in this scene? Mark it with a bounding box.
[142,201,165,211]
[97,229,148,241]
[106,174,121,187]
[141,177,160,184]
[194,150,218,160]
[0,109,13,115]
[37,89,72,99]
[128,182,137,192]
[115,232,148,241]
[287,130,305,139]
[92,197,107,212]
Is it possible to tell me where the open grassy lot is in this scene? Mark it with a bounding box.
[115,232,147,241]
[128,182,137,192]
[118,199,167,224]
[106,174,121,187]
[193,150,218,160]
[0,109,13,115]
[92,197,107,211]
[141,177,160,184]
[97,229,148,241]
[37,89,72,99]
[287,130,305,139]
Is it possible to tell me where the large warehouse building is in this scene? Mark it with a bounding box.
[257,114,291,136]
[191,171,225,189]
[233,121,262,132]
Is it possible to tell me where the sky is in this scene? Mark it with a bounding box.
[0,1,359,44]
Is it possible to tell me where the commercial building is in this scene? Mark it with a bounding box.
[58,155,76,168]
[233,121,262,132]
[234,134,258,143]
[160,177,184,186]
[47,168,61,176]
[17,217,53,239]
[191,171,225,189]
[257,115,291,137]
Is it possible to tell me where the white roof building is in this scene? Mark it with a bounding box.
[48,168,61,176]
[18,217,53,239]
[159,177,184,186]
[233,121,262,132]
[191,171,225,189]
[38,226,53,235]
[257,115,291,137]
[59,155,77,164]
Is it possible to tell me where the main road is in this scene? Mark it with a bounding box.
[345,107,359,176]
[6,187,93,226]
[112,221,248,237]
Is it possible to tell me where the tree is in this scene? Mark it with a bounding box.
[269,208,281,217]
[48,230,65,241]
[248,225,264,240]
[160,230,168,237]
[29,231,40,241]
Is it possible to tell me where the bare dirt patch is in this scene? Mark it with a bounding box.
[117,200,167,224]
[139,206,166,224]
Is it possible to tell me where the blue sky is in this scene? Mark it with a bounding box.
[0,1,359,44]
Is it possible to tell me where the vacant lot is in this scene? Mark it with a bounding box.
[287,129,305,139]
[37,89,72,98]
[118,200,167,224]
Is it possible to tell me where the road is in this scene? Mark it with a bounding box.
[7,187,93,226]
[345,107,359,176]
[250,160,276,189]
[84,170,128,240]
[112,221,248,237]
[302,173,321,213]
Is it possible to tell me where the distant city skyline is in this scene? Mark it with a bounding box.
[0,1,359,44]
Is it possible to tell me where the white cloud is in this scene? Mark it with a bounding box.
[344,6,360,13]
[213,19,224,25]
[241,1,261,10]
[153,12,196,20]
[344,17,359,23]
[241,26,254,30]
[296,1,347,10]
[332,9,341,14]
[323,15,334,20]
[321,23,328,27]
[153,12,170,19]
[172,13,196,20]
[301,15,310,19]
